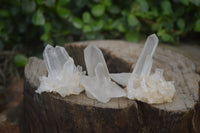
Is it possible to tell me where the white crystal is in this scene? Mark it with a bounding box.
[127,69,176,104]
[36,45,84,97]
[133,34,158,77]
[43,45,70,77]
[84,44,109,77]
[81,45,126,103]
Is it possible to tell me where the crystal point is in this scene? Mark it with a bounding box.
[81,45,126,103]
[84,45,109,77]
[133,33,158,76]
[43,44,70,76]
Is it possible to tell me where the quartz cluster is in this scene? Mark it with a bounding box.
[36,34,176,104]
[36,45,84,97]
[111,34,176,104]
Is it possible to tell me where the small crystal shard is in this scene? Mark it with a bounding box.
[36,45,84,97]
[81,45,126,103]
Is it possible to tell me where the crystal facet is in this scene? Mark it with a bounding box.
[36,45,84,97]
[81,45,126,103]
[110,73,131,86]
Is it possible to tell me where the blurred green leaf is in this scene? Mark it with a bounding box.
[57,0,70,6]
[194,19,200,32]
[127,15,139,27]
[56,6,70,18]
[137,0,149,13]
[32,9,45,26]
[83,25,92,33]
[103,18,113,30]
[93,20,104,31]
[112,19,121,29]
[36,0,43,5]
[82,12,91,23]
[177,18,185,30]
[22,0,36,13]
[108,5,120,14]
[75,0,86,7]
[149,8,158,17]
[14,54,28,67]
[44,23,51,34]
[181,0,189,5]
[158,30,174,42]
[125,32,139,42]
[117,23,126,32]
[161,1,173,15]
[190,0,200,6]
[41,33,49,41]
[91,4,105,17]
[85,33,96,40]
[44,0,56,7]
[0,10,10,17]
[72,17,83,29]
[161,33,174,42]
[102,0,112,7]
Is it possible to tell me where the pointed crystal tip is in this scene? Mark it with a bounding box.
[84,44,109,77]
[148,33,158,40]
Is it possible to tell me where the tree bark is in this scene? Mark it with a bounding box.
[20,40,200,133]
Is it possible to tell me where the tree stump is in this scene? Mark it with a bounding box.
[20,40,200,133]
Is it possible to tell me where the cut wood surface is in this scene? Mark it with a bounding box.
[21,40,200,133]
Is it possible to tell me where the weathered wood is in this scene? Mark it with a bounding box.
[21,40,200,133]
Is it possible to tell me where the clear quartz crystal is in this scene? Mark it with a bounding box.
[127,34,158,98]
[36,44,84,96]
[127,34,176,103]
[84,45,109,77]
[81,45,126,103]
[132,34,158,77]
[111,34,176,104]
[43,45,70,77]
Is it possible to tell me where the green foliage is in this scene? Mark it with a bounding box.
[0,0,200,53]
[14,54,28,67]
[91,4,105,17]
[32,9,45,26]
